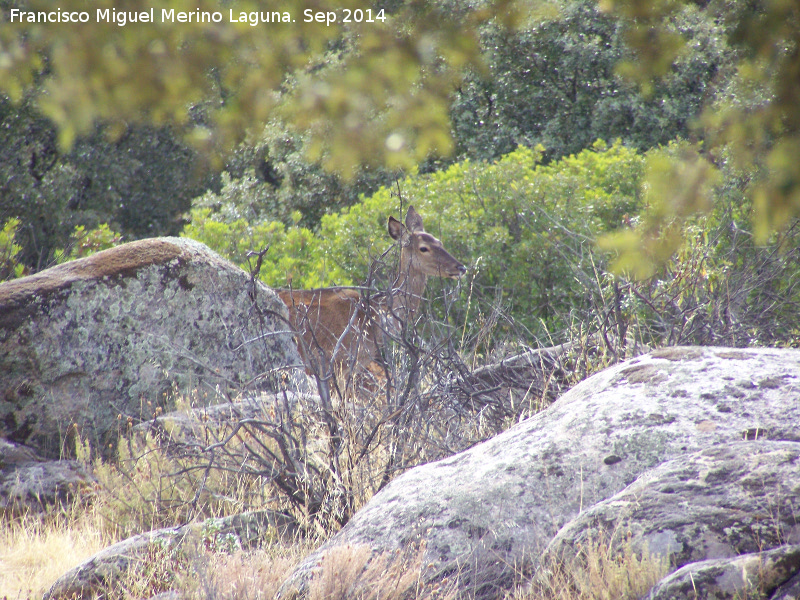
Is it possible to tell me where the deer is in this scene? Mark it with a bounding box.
[277,206,467,383]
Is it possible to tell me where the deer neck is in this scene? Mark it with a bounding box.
[391,257,427,322]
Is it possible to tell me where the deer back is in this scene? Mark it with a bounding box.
[277,287,383,376]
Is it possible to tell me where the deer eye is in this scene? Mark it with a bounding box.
[419,246,429,253]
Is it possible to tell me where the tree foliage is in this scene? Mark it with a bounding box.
[3,0,800,277]
[451,0,735,162]
[0,95,206,268]
[219,123,402,228]
[603,0,800,244]
[0,218,25,280]
[0,0,520,170]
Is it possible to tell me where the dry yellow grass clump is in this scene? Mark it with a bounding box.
[0,509,108,599]
[509,537,670,600]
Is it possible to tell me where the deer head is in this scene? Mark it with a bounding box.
[387,206,467,281]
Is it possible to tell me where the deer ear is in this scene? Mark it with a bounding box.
[405,205,424,232]
[388,216,405,241]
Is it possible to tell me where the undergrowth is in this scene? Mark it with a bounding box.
[0,502,109,599]
[509,536,670,600]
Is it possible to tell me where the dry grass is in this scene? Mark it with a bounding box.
[0,465,669,600]
[0,509,109,600]
[0,508,458,600]
[511,537,670,600]
[306,544,455,600]
[180,549,303,600]
[175,537,663,600]
[123,540,450,600]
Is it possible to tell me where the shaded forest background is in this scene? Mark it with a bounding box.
[2,0,799,349]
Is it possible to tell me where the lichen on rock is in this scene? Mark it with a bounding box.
[0,237,308,458]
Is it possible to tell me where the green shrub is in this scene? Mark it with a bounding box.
[316,140,645,336]
[52,223,124,263]
[183,172,350,289]
[0,218,26,280]
[184,141,646,338]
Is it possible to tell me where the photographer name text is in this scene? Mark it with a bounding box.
[8,7,386,27]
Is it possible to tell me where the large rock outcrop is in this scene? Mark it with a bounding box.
[545,441,800,567]
[277,346,800,599]
[546,440,800,599]
[0,237,307,457]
